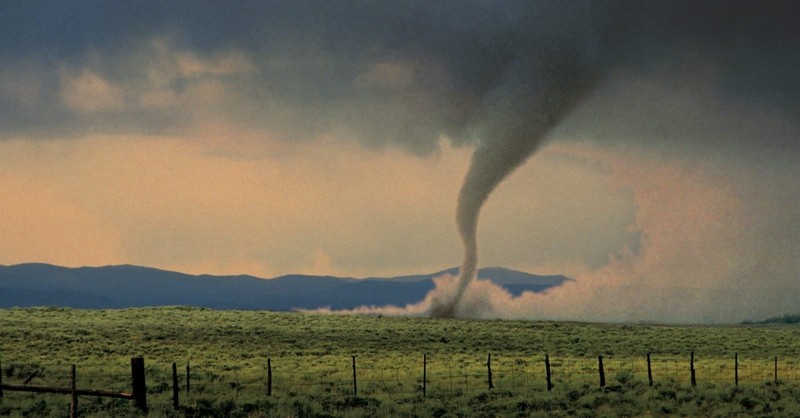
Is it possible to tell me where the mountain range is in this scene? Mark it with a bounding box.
[0,263,571,310]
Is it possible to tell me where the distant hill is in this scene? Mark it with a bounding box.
[0,263,571,310]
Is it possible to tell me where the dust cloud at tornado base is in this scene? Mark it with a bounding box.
[330,142,800,324]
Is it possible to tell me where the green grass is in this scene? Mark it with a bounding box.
[2,307,800,417]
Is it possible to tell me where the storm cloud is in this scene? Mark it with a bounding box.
[3,1,796,150]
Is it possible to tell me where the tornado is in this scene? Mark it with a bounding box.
[429,49,601,318]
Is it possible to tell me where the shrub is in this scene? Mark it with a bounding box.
[614,369,634,385]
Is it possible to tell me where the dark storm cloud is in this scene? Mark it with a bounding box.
[1,1,798,149]
[561,0,800,156]
[0,1,590,147]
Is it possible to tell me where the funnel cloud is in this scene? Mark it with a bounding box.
[429,47,602,316]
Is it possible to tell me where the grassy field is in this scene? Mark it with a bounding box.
[1,307,800,417]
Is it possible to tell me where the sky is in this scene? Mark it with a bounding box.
[1,1,799,322]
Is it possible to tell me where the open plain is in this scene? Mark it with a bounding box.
[2,307,800,417]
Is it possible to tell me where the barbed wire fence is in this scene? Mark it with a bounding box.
[3,353,800,415]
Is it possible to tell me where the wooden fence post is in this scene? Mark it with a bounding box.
[690,352,696,387]
[422,354,427,398]
[598,355,605,388]
[545,354,553,392]
[352,356,357,397]
[131,357,147,413]
[775,357,779,383]
[186,362,190,394]
[734,353,738,387]
[70,364,78,418]
[267,357,272,397]
[0,357,4,399]
[647,353,653,386]
[487,354,494,390]
[172,363,179,410]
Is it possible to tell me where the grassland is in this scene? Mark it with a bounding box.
[1,307,800,417]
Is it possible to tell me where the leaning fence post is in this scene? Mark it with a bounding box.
[690,352,696,387]
[545,354,553,392]
[131,357,147,412]
[647,353,653,386]
[598,355,606,388]
[172,362,179,410]
[422,354,427,398]
[352,356,357,397]
[267,357,272,397]
[70,364,78,418]
[734,353,739,387]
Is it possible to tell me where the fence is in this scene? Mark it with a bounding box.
[248,353,799,396]
[0,357,147,417]
[2,353,800,416]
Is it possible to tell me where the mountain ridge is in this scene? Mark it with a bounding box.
[0,263,571,310]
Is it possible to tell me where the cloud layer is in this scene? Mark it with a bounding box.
[4,2,798,149]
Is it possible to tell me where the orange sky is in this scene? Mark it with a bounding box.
[0,134,636,278]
